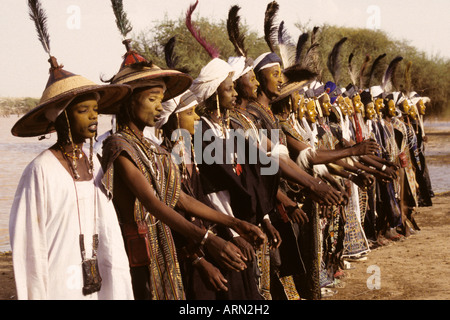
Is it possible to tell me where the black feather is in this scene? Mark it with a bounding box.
[359,54,371,89]
[28,0,51,56]
[164,37,178,69]
[347,53,358,85]
[295,32,309,65]
[367,53,386,87]
[283,64,317,83]
[111,0,133,39]
[327,37,347,84]
[382,56,403,92]
[227,5,247,57]
[264,1,279,53]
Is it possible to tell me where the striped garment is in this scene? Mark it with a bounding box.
[101,126,184,300]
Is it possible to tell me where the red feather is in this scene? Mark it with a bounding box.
[185,0,220,59]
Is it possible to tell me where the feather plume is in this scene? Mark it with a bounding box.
[359,54,371,89]
[163,37,190,74]
[381,56,403,93]
[295,32,309,65]
[226,5,247,57]
[110,0,133,39]
[283,64,317,83]
[327,37,347,85]
[277,21,296,68]
[186,0,220,59]
[164,37,179,69]
[347,53,358,85]
[264,1,279,53]
[28,0,51,56]
[367,53,386,87]
[302,27,321,78]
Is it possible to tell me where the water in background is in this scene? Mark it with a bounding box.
[0,118,449,252]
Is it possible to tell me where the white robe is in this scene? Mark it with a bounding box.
[9,149,133,300]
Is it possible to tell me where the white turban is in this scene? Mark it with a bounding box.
[190,58,234,103]
[228,56,252,82]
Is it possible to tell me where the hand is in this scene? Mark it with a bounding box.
[261,219,282,249]
[351,172,374,191]
[286,204,309,225]
[308,179,343,206]
[232,219,266,249]
[231,236,255,262]
[383,165,398,180]
[351,139,379,156]
[205,234,247,272]
[196,258,229,292]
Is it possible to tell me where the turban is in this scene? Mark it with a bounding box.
[253,52,282,74]
[190,58,234,103]
[228,56,253,81]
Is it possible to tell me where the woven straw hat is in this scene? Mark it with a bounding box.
[104,40,192,114]
[11,57,131,137]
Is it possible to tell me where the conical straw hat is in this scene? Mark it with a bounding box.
[11,56,131,137]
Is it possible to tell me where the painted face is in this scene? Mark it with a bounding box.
[131,86,164,127]
[259,64,283,99]
[66,97,99,143]
[177,106,200,135]
[365,102,376,120]
[320,93,332,116]
[336,96,347,116]
[217,74,238,110]
[409,104,418,120]
[352,94,363,114]
[401,99,411,115]
[417,99,426,115]
[375,98,384,113]
[345,97,354,116]
[388,99,396,117]
[305,99,318,123]
[239,69,260,100]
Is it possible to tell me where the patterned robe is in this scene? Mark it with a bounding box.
[101,126,184,300]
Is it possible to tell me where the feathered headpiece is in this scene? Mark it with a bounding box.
[111,0,132,40]
[327,37,347,85]
[28,0,51,58]
[226,5,247,58]
[264,1,279,53]
[277,21,296,69]
[347,53,358,86]
[164,36,190,74]
[359,54,371,89]
[381,56,403,93]
[367,53,386,88]
[186,0,220,59]
[295,32,309,66]
[302,27,321,78]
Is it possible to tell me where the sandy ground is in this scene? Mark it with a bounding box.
[1,192,449,300]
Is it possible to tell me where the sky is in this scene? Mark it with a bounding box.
[0,0,449,98]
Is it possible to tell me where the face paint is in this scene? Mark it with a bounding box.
[217,74,238,110]
[417,99,426,115]
[306,99,318,123]
[375,98,384,114]
[353,94,363,114]
[177,106,200,135]
[388,99,396,117]
[401,100,411,115]
[239,69,260,100]
[336,96,347,116]
[365,102,376,120]
[320,93,332,116]
[345,97,354,116]
[66,98,99,142]
[131,86,164,128]
[409,104,418,120]
[260,64,283,99]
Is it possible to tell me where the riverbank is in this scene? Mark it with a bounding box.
[1,191,449,300]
